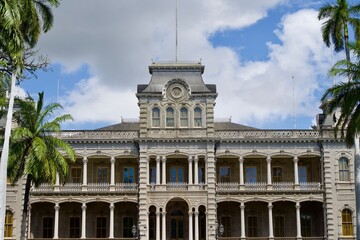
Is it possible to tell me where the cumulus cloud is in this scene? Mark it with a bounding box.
[36,0,334,128]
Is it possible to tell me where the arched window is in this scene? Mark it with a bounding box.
[4,210,13,237]
[194,107,202,127]
[180,107,188,127]
[166,107,174,127]
[339,157,350,181]
[342,209,353,236]
[152,107,160,127]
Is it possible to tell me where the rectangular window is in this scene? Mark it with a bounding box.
[123,167,135,183]
[180,108,188,127]
[170,166,184,182]
[97,167,108,183]
[152,108,160,127]
[342,210,353,236]
[166,108,174,127]
[69,217,80,238]
[272,167,283,182]
[96,217,107,238]
[70,167,82,183]
[299,166,308,183]
[245,166,257,183]
[198,167,205,183]
[42,217,54,238]
[219,166,230,182]
[150,166,156,183]
[221,216,231,237]
[274,216,285,237]
[123,217,134,237]
[301,215,312,237]
[247,216,258,237]
[4,211,13,237]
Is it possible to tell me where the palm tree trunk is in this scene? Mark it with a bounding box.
[0,68,18,237]
[344,22,351,62]
[20,175,32,240]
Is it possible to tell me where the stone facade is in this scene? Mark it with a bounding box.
[4,62,357,240]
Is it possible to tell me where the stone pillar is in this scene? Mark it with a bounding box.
[81,203,87,239]
[240,202,245,238]
[189,211,193,240]
[156,212,160,240]
[146,157,150,185]
[188,156,193,185]
[294,156,300,190]
[110,157,115,191]
[54,172,60,192]
[162,211,166,240]
[194,211,199,240]
[82,157,88,191]
[156,156,161,185]
[239,156,244,189]
[267,156,272,189]
[268,202,274,238]
[194,156,199,185]
[162,156,167,185]
[109,202,115,238]
[296,202,301,238]
[54,203,60,239]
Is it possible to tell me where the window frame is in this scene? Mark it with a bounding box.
[97,166,109,184]
[42,216,54,238]
[247,215,258,237]
[96,216,107,238]
[272,166,283,183]
[69,216,81,238]
[123,166,135,183]
[339,157,350,181]
[194,107,202,127]
[70,166,82,184]
[4,210,13,238]
[219,166,231,183]
[245,166,257,183]
[166,107,175,127]
[123,216,134,238]
[152,107,161,127]
[274,215,285,237]
[179,107,189,127]
[342,209,353,236]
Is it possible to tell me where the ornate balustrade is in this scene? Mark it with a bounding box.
[29,238,136,240]
[59,183,81,192]
[148,129,207,138]
[166,182,188,191]
[214,129,337,139]
[50,130,139,140]
[115,182,137,192]
[216,182,322,192]
[218,237,325,240]
[31,182,138,193]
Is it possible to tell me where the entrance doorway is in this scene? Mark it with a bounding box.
[170,210,184,240]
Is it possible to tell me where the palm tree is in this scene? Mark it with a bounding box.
[318,0,360,61]
[322,42,360,147]
[0,1,60,237]
[7,92,76,239]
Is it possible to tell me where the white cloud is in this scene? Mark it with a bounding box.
[36,1,334,128]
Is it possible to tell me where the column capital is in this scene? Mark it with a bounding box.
[83,157,88,163]
[194,211,199,216]
[162,156,167,162]
[188,156,193,162]
[110,156,115,163]
[109,202,115,210]
[240,202,245,209]
[239,156,244,163]
[54,203,60,210]
[162,211,167,215]
[156,212,161,216]
[194,156,199,163]
[156,156,161,162]
[296,202,301,209]
[81,203,87,210]
[293,156,299,162]
[266,156,272,162]
[268,202,273,209]
[188,211,194,215]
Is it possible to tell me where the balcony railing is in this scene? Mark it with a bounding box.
[218,237,325,240]
[167,182,188,191]
[31,182,138,193]
[217,182,322,192]
[29,238,136,240]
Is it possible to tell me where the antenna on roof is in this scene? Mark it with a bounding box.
[175,0,178,62]
[292,73,296,129]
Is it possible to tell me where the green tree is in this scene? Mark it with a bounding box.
[7,92,76,239]
[322,42,360,146]
[318,0,360,61]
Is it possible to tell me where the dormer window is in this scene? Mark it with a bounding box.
[194,107,202,127]
[166,107,175,127]
[180,107,188,127]
[152,107,160,127]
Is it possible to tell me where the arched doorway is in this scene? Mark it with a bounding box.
[166,199,189,240]
[170,209,184,240]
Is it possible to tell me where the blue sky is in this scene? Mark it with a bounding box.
[18,0,349,130]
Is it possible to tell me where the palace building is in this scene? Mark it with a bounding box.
[5,62,357,240]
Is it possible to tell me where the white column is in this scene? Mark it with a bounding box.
[240,202,245,238]
[267,156,272,186]
[194,156,199,185]
[28,205,32,238]
[162,156,167,185]
[156,156,161,185]
[54,203,60,239]
[194,211,199,240]
[110,157,115,187]
[156,212,161,240]
[82,157,88,186]
[81,203,87,239]
[188,156,193,185]
[239,156,244,186]
[205,160,208,184]
[188,211,193,240]
[294,156,300,188]
[146,157,150,185]
[54,172,60,191]
[296,202,301,238]
[268,202,274,238]
[109,202,115,238]
[162,211,166,240]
